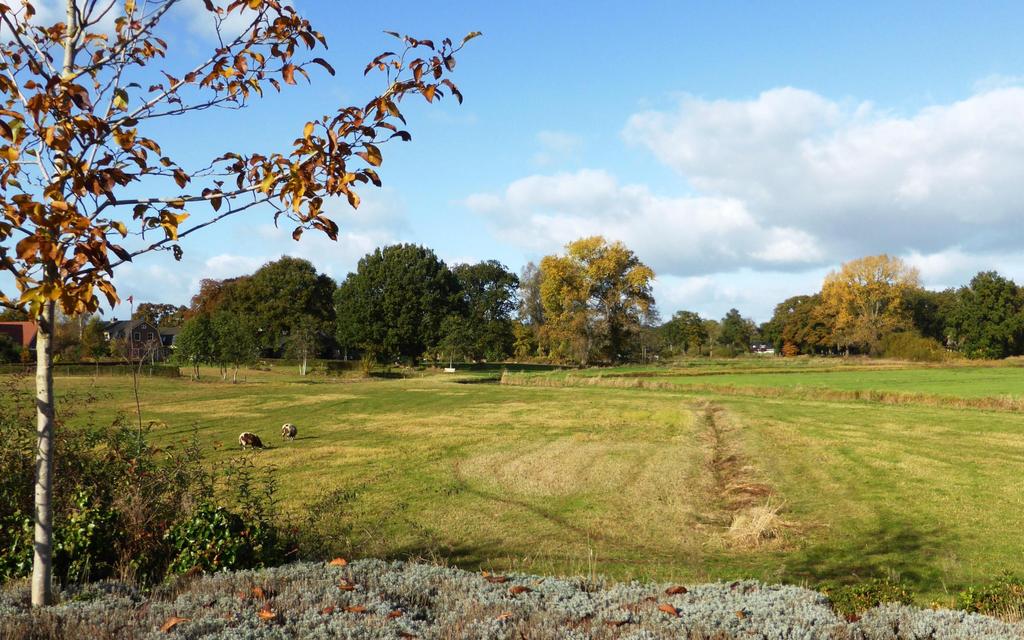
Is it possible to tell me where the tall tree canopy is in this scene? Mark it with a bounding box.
[334,244,459,361]
[948,271,1024,359]
[220,256,335,354]
[821,254,921,353]
[0,0,473,605]
[717,308,754,354]
[662,310,707,356]
[451,260,518,360]
[133,303,187,327]
[539,236,655,365]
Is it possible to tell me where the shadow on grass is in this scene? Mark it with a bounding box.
[783,512,954,593]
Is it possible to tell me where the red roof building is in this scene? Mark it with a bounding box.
[0,322,38,350]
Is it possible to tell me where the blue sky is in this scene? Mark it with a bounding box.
[23,0,1024,322]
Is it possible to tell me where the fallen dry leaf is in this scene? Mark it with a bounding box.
[399,633,417,639]
[604,619,629,627]
[159,616,190,632]
[658,603,680,617]
[329,557,348,567]
[257,606,277,622]
[338,579,357,591]
[665,585,687,595]
[345,605,368,614]
[736,610,747,620]
[496,611,513,621]
[508,585,532,595]
[484,575,509,584]
[387,610,403,619]
[321,605,335,615]
[251,586,266,600]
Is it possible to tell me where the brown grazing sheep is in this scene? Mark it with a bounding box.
[238,432,264,449]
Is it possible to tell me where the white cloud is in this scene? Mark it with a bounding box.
[533,130,583,166]
[624,86,1024,257]
[465,169,824,277]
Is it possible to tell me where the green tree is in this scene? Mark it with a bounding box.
[0,334,18,363]
[539,236,655,365]
[134,303,188,328]
[334,244,460,362]
[948,272,1024,359]
[662,310,707,356]
[903,288,956,345]
[717,308,753,355]
[284,315,324,376]
[79,317,109,369]
[176,315,217,380]
[221,257,336,355]
[452,260,519,360]
[211,311,257,382]
[0,0,473,604]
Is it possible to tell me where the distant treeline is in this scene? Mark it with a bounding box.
[6,243,1018,368]
[661,254,1024,361]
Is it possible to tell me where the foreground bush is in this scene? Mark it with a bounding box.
[879,332,950,362]
[0,376,288,587]
[2,560,1023,639]
[958,574,1024,621]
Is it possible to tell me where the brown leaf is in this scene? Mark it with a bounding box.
[735,610,747,620]
[508,585,532,595]
[484,575,508,584]
[495,611,513,621]
[604,619,629,627]
[321,606,335,615]
[257,606,277,622]
[160,616,190,632]
[657,603,680,617]
[282,64,296,85]
[387,609,403,619]
[329,557,348,566]
[665,586,688,595]
[338,579,356,591]
[345,605,368,614]
[251,586,266,600]
[399,633,417,639]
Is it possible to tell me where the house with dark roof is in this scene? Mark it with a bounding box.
[104,319,163,361]
[0,321,37,351]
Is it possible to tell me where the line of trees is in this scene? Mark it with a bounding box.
[150,251,1024,371]
[661,254,1024,361]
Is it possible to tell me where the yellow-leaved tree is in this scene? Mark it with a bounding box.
[539,236,655,365]
[820,254,921,354]
[0,0,476,606]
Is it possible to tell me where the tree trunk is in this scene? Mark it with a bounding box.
[32,301,56,606]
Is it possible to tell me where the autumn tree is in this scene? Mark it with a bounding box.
[539,236,655,365]
[0,0,474,605]
[766,294,834,355]
[820,254,921,354]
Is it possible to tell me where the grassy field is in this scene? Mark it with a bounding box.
[24,358,1024,604]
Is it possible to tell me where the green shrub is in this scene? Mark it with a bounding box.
[822,578,915,617]
[880,332,949,362]
[0,375,287,587]
[957,574,1024,619]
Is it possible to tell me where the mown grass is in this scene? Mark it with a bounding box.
[16,358,1024,606]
